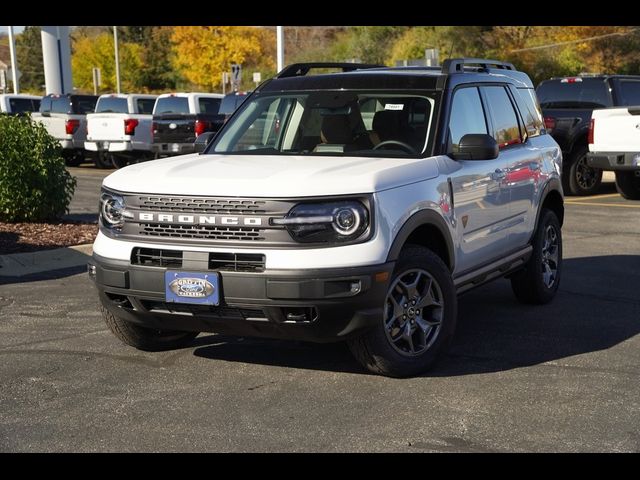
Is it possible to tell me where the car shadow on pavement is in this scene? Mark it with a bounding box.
[193,255,640,376]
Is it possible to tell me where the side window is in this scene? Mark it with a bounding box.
[482,86,522,148]
[136,98,156,114]
[512,87,544,138]
[198,97,221,114]
[40,96,52,112]
[448,87,487,153]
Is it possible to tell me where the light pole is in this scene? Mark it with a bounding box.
[114,26,121,94]
[276,26,284,72]
[7,26,19,93]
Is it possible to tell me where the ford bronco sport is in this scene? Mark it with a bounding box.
[89,59,564,377]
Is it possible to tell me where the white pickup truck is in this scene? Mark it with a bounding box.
[0,94,41,114]
[85,94,158,169]
[588,107,640,199]
[32,93,99,167]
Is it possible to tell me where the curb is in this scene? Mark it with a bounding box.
[0,244,93,281]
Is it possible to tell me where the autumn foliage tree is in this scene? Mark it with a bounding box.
[71,32,143,93]
[171,26,271,91]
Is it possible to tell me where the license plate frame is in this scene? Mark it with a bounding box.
[165,271,220,306]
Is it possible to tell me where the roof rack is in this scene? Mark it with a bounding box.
[442,58,515,74]
[275,62,385,79]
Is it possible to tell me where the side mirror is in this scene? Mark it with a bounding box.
[451,133,499,160]
[194,131,216,154]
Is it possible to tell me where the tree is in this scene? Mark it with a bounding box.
[16,26,45,94]
[71,32,143,93]
[171,26,269,91]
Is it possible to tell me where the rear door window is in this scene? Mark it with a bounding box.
[482,86,522,148]
[72,96,98,114]
[9,98,40,114]
[615,79,640,106]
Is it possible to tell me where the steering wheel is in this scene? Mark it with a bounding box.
[373,140,417,154]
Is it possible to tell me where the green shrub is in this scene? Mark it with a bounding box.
[0,114,76,222]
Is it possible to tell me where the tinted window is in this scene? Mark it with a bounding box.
[483,86,522,147]
[616,80,640,106]
[51,96,72,113]
[154,96,190,114]
[96,97,128,113]
[199,97,221,114]
[513,87,544,137]
[39,96,52,112]
[72,95,98,114]
[448,87,487,152]
[136,98,156,114]
[9,98,40,114]
[536,78,612,109]
[219,94,247,115]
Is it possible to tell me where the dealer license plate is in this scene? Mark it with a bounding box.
[165,271,220,306]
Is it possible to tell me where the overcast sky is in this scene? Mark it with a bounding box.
[0,26,26,35]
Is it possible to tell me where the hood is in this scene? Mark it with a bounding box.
[103,153,439,197]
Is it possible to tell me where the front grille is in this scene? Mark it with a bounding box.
[132,247,183,267]
[137,196,267,214]
[139,223,266,241]
[209,252,265,272]
[131,248,266,272]
[141,301,266,320]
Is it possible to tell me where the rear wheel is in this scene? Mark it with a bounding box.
[614,171,640,200]
[510,209,562,304]
[63,151,83,167]
[347,245,457,377]
[109,154,128,169]
[563,146,602,196]
[101,305,199,351]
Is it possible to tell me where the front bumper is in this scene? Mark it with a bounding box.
[587,151,640,171]
[89,253,394,343]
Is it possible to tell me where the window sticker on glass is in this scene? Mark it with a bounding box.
[384,103,404,111]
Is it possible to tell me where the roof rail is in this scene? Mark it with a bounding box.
[442,58,515,74]
[275,62,385,79]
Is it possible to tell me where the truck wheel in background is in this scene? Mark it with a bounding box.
[100,305,199,351]
[63,150,83,167]
[109,154,128,169]
[93,151,112,169]
[614,171,640,200]
[563,146,602,196]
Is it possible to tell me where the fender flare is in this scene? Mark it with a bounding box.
[386,209,455,271]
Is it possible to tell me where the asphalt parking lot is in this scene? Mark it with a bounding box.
[1,169,639,452]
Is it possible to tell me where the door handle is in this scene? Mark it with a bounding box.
[491,169,506,181]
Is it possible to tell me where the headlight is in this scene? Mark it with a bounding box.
[99,190,125,229]
[273,200,370,243]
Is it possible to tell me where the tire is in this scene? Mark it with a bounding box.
[63,151,83,167]
[109,154,128,169]
[614,171,640,200]
[510,209,562,304]
[101,305,199,351]
[94,151,113,169]
[347,245,457,378]
[563,146,602,196]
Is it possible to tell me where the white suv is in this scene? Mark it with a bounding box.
[89,60,564,377]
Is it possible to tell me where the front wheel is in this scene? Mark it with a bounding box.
[614,171,640,200]
[101,305,199,351]
[510,209,562,304]
[347,246,457,377]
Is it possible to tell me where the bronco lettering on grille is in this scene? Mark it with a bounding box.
[136,212,263,226]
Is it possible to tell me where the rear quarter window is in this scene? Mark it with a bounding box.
[512,87,544,137]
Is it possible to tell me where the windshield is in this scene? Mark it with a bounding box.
[209,91,436,157]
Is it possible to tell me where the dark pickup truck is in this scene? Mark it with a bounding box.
[152,93,224,157]
[537,75,640,195]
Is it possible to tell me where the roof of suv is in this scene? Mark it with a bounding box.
[260,59,534,93]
